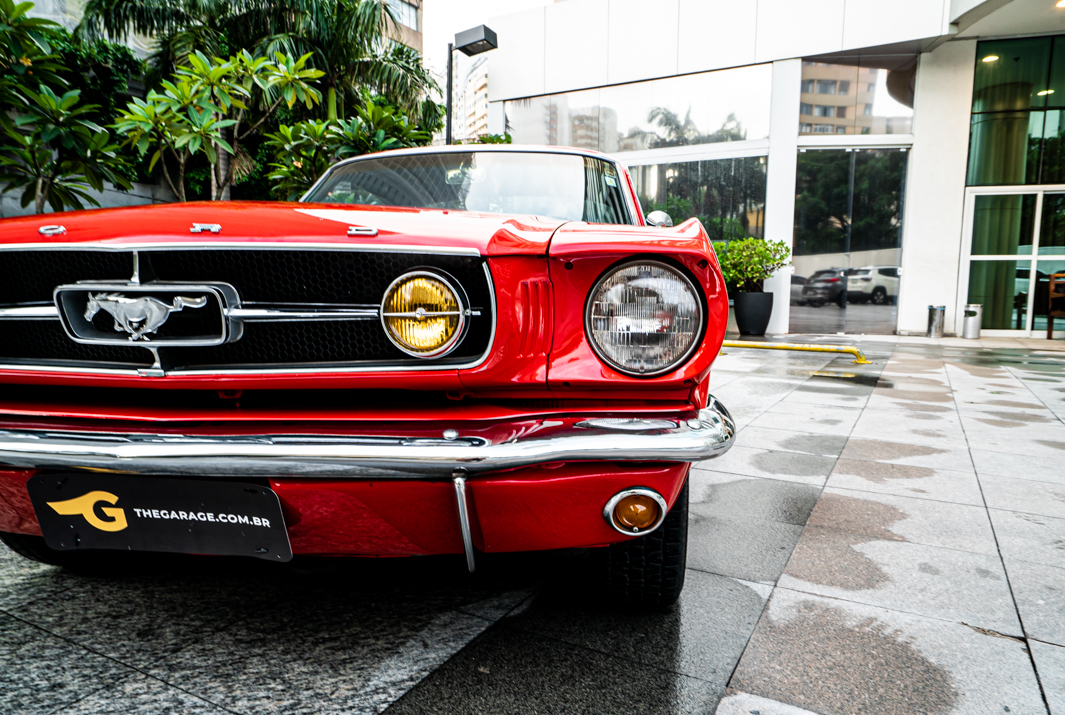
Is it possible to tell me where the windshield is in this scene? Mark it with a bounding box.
[302,151,635,225]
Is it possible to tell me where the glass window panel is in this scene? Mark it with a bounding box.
[967,111,1043,185]
[599,83,654,152]
[1040,110,1065,184]
[1039,193,1065,255]
[851,149,908,253]
[855,59,915,135]
[799,64,858,135]
[967,260,1031,330]
[706,63,771,142]
[648,73,712,148]
[504,96,554,145]
[1048,37,1065,108]
[794,150,851,256]
[973,38,1052,112]
[971,194,1036,255]
[1032,259,1065,333]
[507,66,769,153]
[800,103,813,115]
[556,89,601,151]
[628,157,767,242]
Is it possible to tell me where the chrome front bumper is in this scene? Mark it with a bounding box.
[0,397,735,478]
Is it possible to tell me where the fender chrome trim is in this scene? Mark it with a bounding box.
[0,398,735,478]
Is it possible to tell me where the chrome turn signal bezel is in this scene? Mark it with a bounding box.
[603,487,669,536]
[380,270,468,359]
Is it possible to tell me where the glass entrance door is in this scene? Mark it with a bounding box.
[962,188,1065,336]
[790,147,908,334]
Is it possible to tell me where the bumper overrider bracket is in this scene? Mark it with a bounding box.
[452,470,476,573]
[0,397,735,479]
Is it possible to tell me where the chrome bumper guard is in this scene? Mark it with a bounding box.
[0,397,735,479]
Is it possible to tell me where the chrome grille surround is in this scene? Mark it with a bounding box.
[0,243,496,377]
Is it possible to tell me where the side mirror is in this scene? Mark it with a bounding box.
[645,210,673,228]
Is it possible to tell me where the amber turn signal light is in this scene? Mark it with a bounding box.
[603,488,668,535]
[614,495,660,530]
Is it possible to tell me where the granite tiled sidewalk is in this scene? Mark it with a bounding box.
[2,337,1064,714]
[712,336,1065,715]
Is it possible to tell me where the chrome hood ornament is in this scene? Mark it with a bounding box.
[84,292,208,341]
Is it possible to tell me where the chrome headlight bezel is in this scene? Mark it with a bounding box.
[380,270,468,359]
[583,259,706,377]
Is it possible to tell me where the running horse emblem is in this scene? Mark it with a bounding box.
[84,292,208,341]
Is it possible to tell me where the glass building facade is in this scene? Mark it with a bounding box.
[503,64,772,153]
[965,35,1065,334]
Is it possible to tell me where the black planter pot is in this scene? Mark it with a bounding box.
[733,292,773,336]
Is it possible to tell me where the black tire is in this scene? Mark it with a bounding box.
[0,531,82,567]
[600,479,688,609]
[871,287,888,305]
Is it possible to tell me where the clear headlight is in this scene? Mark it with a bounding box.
[381,272,466,358]
[585,261,703,376]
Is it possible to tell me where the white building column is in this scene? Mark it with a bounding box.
[897,39,977,335]
[763,59,803,335]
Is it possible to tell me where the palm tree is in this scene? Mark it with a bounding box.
[260,0,439,123]
[75,0,437,122]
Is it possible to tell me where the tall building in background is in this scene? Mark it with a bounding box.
[387,0,423,54]
[461,55,489,141]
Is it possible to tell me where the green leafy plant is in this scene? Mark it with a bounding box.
[0,85,132,213]
[712,237,791,293]
[0,0,65,110]
[77,0,440,125]
[114,50,323,201]
[265,94,431,201]
[457,133,512,145]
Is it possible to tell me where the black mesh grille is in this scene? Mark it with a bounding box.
[0,251,132,305]
[0,321,154,366]
[0,249,493,371]
[147,250,491,307]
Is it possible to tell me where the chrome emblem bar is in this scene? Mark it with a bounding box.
[84,293,208,341]
[54,282,242,347]
[190,223,222,234]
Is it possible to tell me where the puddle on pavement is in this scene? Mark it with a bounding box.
[833,458,936,483]
[842,440,948,462]
[732,598,959,715]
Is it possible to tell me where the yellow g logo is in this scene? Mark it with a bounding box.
[46,491,128,532]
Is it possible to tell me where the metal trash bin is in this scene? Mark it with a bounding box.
[927,305,946,338]
[962,304,983,339]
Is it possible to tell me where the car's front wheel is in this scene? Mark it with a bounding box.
[871,287,888,305]
[599,480,688,609]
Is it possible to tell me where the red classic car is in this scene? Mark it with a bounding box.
[0,146,733,608]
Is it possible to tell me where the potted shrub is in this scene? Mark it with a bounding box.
[713,238,791,336]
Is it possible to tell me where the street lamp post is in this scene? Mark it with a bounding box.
[445,24,498,145]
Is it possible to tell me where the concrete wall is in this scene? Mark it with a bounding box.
[488,0,953,102]
[896,39,977,335]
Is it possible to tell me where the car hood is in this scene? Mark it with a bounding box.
[0,201,569,257]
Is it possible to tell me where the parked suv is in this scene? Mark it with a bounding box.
[848,265,899,305]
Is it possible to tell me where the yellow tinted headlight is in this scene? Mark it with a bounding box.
[381,272,466,357]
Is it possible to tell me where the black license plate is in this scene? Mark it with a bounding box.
[27,475,292,562]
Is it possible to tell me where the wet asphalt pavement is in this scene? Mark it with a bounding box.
[2,336,1065,714]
